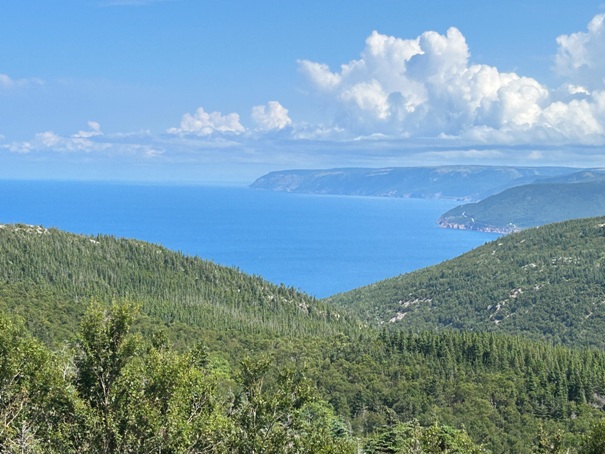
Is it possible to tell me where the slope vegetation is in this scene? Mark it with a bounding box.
[3,222,605,451]
[327,215,605,348]
[0,224,352,348]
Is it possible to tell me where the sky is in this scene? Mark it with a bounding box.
[2,1,605,183]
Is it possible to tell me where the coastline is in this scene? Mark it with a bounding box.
[436,219,520,235]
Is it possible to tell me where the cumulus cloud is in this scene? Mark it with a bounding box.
[298,20,605,145]
[168,107,245,136]
[298,61,342,91]
[555,13,605,90]
[251,101,292,131]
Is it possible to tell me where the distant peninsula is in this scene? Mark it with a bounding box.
[438,171,605,233]
[251,166,576,201]
[252,166,605,234]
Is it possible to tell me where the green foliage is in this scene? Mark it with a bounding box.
[0,224,354,350]
[75,301,140,409]
[229,356,355,453]
[0,312,82,453]
[108,343,232,452]
[75,301,144,452]
[364,420,486,453]
[308,329,605,452]
[0,302,357,453]
[580,419,605,454]
[4,221,605,451]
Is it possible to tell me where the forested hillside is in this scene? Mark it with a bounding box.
[3,222,605,452]
[4,301,605,452]
[0,223,352,350]
[328,215,605,348]
[438,179,605,233]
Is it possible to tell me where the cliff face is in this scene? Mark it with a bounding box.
[251,166,576,201]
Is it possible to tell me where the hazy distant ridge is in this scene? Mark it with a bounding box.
[251,166,576,201]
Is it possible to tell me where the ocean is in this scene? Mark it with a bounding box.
[0,180,498,298]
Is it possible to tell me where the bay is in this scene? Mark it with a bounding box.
[0,180,498,297]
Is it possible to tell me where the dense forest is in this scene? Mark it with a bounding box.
[2,222,605,452]
[0,224,354,349]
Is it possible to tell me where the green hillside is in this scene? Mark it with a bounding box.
[0,223,352,350]
[5,300,605,452]
[4,222,605,451]
[328,215,605,348]
[438,179,605,233]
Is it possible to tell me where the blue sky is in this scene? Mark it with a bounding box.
[2,1,605,183]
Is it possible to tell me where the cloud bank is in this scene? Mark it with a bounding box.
[4,12,605,177]
[5,122,109,154]
[298,21,605,145]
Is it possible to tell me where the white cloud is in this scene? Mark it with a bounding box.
[340,80,390,121]
[422,148,507,161]
[73,121,103,138]
[566,84,591,96]
[0,73,43,89]
[297,61,342,92]
[540,97,604,138]
[479,76,549,129]
[5,122,109,154]
[37,131,62,147]
[8,13,605,176]
[168,107,245,136]
[298,22,605,145]
[251,101,292,131]
[555,13,605,90]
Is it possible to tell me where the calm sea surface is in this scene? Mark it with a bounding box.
[0,180,498,297]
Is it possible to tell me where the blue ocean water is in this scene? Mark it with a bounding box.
[0,180,498,297]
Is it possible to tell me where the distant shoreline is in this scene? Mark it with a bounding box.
[436,219,520,235]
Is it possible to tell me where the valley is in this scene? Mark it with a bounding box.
[2,218,605,451]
